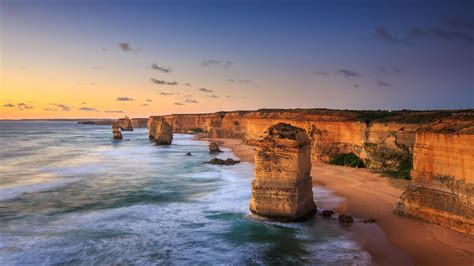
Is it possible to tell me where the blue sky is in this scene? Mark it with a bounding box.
[1,0,473,118]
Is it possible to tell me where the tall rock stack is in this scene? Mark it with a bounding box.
[150,116,173,145]
[117,116,134,131]
[395,115,474,235]
[250,123,317,222]
[112,122,123,140]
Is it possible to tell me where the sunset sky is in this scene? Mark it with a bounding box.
[1,0,473,119]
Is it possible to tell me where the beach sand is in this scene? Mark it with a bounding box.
[212,138,474,266]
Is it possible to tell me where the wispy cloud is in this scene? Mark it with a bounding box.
[198,88,213,93]
[3,103,15,107]
[151,63,172,73]
[104,110,123,113]
[174,102,184,106]
[313,71,329,76]
[17,103,34,110]
[227,78,251,83]
[116,97,135,101]
[159,92,176,96]
[139,104,149,107]
[150,78,178,85]
[54,104,71,111]
[202,59,233,68]
[185,83,191,87]
[353,84,359,88]
[79,107,99,112]
[441,17,474,30]
[185,98,198,103]
[336,69,361,78]
[226,95,247,99]
[119,42,141,52]
[374,26,400,43]
[377,81,391,87]
[146,99,152,102]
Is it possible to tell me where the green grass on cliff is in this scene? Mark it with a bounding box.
[382,158,412,180]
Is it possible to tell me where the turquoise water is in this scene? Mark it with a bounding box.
[0,121,370,265]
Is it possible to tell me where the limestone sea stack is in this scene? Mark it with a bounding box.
[249,123,317,222]
[112,122,123,140]
[150,116,173,145]
[117,116,134,131]
[209,141,222,153]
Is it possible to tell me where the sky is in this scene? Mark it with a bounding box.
[1,0,473,119]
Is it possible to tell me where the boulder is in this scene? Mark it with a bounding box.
[249,123,317,222]
[209,141,222,153]
[185,152,192,156]
[338,214,354,225]
[321,210,334,218]
[207,158,240,165]
[112,122,122,140]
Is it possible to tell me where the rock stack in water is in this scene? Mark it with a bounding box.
[250,123,316,222]
[112,122,123,140]
[149,116,173,145]
[117,116,134,131]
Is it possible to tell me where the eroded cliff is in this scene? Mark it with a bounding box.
[395,114,474,235]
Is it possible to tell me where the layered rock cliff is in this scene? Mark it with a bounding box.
[395,114,474,235]
[156,109,469,174]
[249,123,316,221]
[112,122,122,140]
[131,118,148,128]
[117,116,133,131]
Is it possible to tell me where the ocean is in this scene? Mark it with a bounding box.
[0,121,370,265]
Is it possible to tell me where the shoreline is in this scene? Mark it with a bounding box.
[212,137,474,265]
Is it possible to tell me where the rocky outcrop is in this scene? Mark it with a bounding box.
[249,123,317,222]
[117,116,133,131]
[131,118,148,128]
[395,115,474,235]
[207,158,240,165]
[112,122,122,140]
[209,141,222,153]
[148,116,173,145]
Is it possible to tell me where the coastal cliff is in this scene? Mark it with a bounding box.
[148,116,173,145]
[395,114,474,235]
[156,109,470,174]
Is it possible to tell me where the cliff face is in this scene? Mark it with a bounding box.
[249,123,316,221]
[112,122,122,140]
[131,118,148,128]
[157,109,465,171]
[395,115,474,235]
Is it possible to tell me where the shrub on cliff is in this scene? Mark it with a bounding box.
[330,153,365,168]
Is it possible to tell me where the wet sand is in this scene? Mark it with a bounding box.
[213,138,474,266]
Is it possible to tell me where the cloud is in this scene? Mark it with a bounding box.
[150,78,178,85]
[55,104,71,111]
[209,94,219,98]
[4,104,15,107]
[82,102,86,105]
[430,28,474,43]
[185,98,198,103]
[353,84,359,88]
[336,69,361,78]
[313,71,329,76]
[151,63,172,73]
[201,59,233,68]
[91,66,103,70]
[159,91,176,96]
[146,99,152,102]
[104,110,123,113]
[139,104,149,107]
[198,88,213,93]
[17,103,34,110]
[43,108,56,111]
[441,17,474,30]
[377,81,391,87]
[174,102,184,106]
[226,95,247,99]
[227,78,251,83]
[374,26,400,43]
[116,97,135,101]
[118,42,140,52]
[185,83,191,87]
[79,107,99,112]
[89,82,96,85]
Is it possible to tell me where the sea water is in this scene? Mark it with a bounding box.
[0,121,370,265]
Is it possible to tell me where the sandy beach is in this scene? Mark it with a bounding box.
[213,138,474,266]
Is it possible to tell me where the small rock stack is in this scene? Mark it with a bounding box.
[117,116,134,131]
[151,117,173,145]
[112,122,123,140]
[250,123,317,222]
